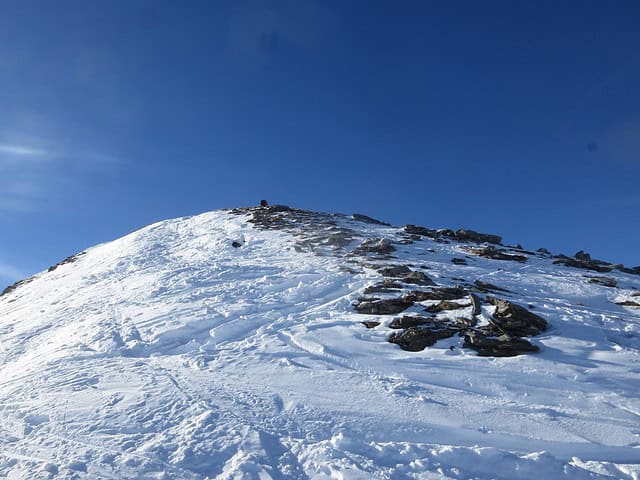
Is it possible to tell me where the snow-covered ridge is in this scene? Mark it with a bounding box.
[1,206,639,479]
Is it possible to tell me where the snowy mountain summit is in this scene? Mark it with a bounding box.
[1,206,640,480]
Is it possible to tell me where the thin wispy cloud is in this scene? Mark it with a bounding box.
[0,133,120,213]
[0,143,49,158]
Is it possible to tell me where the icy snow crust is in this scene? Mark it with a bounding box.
[0,209,639,479]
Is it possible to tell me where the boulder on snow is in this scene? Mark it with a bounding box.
[486,297,548,336]
[355,298,413,315]
[451,257,468,265]
[388,325,457,351]
[389,315,439,329]
[463,331,540,357]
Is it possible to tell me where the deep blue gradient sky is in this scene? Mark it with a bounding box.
[1,1,639,283]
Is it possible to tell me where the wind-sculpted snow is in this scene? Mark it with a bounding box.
[0,207,639,479]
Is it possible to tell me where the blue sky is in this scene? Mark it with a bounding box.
[1,0,639,284]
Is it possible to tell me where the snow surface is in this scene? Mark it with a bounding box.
[0,209,639,479]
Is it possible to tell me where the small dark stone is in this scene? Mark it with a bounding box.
[232,241,242,248]
[451,258,468,265]
[537,248,551,254]
[362,321,380,329]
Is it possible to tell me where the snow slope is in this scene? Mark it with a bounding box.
[0,207,639,479]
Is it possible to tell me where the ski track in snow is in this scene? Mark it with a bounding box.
[0,209,639,479]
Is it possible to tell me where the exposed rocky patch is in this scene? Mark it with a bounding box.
[404,286,467,302]
[352,213,390,226]
[466,246,527,262]
[552,251,640,276]
[424,300,471,314]
[352,238,396,256]
[389,315,438,329]
[2,251,87,298]
[587,276,617,288]
[402,225,502,245]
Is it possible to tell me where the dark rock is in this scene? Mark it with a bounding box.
[587,276,617,288]
[615,300,640,308]
[1,278,33,297]
[537,248,551,254]
[389,315,438,329]
[363,280,403,294]
[231,241,242,248]
[352,238,396,256]
[631,291,640,297]
[424,300,471,314]
[404,286,467,302]
[468,246,527,262]
[454,317,477,328]
[402,271,435,286]
[377,265,412,277]
[388,326,457,351]
[362,321,380,329]
[473,280,512,293]
[403,225,437,237]
[47,251,87,273]
[553,257,613,273]
[455,229,502,245]
[575,250,592,261]
[451,258,468,265]
[486,297,548,336]
[355,298,413,315]
[469,293,482,316]
[352,213,390,226]
[463,332,540,357]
